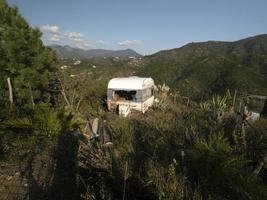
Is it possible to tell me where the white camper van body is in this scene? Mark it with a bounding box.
[107,77,155,115]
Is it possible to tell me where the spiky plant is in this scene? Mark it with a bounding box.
[186,132,266,199]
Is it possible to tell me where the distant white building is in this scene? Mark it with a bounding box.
[74,60,81,65]
[60,65,68,69]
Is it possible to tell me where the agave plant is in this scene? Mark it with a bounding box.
[187,132,252,199]
[200,91,232,119]
[211,95,227,112]
[199,102,211,111]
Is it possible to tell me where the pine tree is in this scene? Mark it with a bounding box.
[0,0,58,110]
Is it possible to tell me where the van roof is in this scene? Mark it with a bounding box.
[108,76,154,90]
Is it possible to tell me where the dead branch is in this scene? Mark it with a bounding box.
[7,77,13,104]
[57,75,71,107]
[75,97,83,113]
[28,83,35,108]
[70,91,76,108]
[253,154,267,176]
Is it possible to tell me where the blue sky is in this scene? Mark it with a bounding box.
[7,0,267,55]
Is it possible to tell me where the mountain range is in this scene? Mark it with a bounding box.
[50,45,142,58]
[53,34,267,99]
[139,34,267,99]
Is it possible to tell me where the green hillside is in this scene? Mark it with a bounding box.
[1,1,267,199]
[139,35,267,99]
[50,44,142,59]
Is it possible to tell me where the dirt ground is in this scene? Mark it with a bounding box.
[0,133,80,200]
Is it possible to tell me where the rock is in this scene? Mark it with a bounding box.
[92,118,99,138]
[15,172,20,176]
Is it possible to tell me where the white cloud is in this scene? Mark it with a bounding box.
[70,37,83,42]
[67,32,84,38]
[40,25,85,41]
[66,31,85,43]
[96,40,105,44]
[49,33,64,42]
[54,34,64,39]
[72,42,93,50]
[50,36,60,42]
[83,43,90,47]
[81,43,93,48]
[118,40,143,46]
[40,25,60,34]
[40,25,91,49]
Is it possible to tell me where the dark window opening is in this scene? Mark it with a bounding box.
[113,90,137,101]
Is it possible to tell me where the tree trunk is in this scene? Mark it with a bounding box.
[261,100,267,116]
[75,97,83,113]
[123,161,128,200]
[253,154,267,176]
[7,77,13,104]
[57,76,71,107]
[28,83,35,108]
[231,90,237,112]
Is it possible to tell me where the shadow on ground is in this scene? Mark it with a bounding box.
[23,133,80,200]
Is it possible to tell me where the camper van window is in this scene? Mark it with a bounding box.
[113,90,137,101]
[148,88,152,97]
[107,89,113,100]
[136,90,142,102]
[142,88,152,101]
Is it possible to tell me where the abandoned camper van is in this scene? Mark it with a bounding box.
[107,77,155,117]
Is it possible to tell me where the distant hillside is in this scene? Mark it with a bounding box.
[139,34,267,99]
[50,45,142,58]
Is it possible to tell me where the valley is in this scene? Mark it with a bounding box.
[1,0,267,199]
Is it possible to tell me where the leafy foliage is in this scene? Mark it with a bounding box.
[139,35,267,100]
[0,0,58,108]
[1,1,267,199]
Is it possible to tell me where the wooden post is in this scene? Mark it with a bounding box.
[28,83,35,108]
[123,161,128,200]
[232,90,237,112]
[253,154,267,176]
[7,77,13,104]
[262,100,267,116]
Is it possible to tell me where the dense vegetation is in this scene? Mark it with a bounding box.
[0,0,59,160]
[0,1,267,199]
[140,35,267,100]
